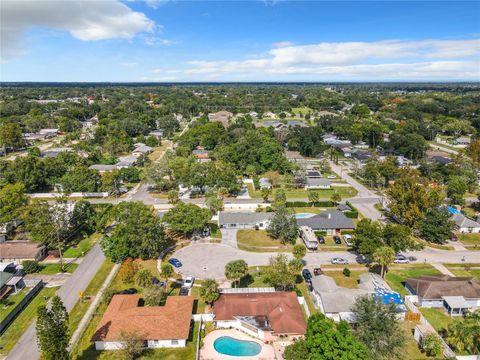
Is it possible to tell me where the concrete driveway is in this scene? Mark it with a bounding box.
[220,229,237,248]
[172,243,480,279]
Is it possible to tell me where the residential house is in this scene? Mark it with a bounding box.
[0,262,25,299]
[93,295,194,350]
[89,164,118,174]
[286,120,307,127]
[297,209,355,235]
[148,129,164,139]
[38,128,59,138]
[336,203,352,212]
[132,144,153,157]
[263,111,276,119]
[192,147,211,163]
[208,111,233,128]
[285,150,305,163]
[454,136,471,146]
[115,155,137,168]
[429,155,452,165]
[405,275,480,316]
[254,121,286,130]
[0,241,47,263]
[451,212,480,233]
[212,290,307,341]
[259,177,272,189]
[41,147,73,158]
[306,170,321,178]
[249,111,258,118]
[218,211,274,229]
[305,178,331,190]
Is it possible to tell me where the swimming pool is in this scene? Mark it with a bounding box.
[214,336,262,357]
[295,213,316,219]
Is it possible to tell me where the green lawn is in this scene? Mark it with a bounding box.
[64,233,100,258]
[38,262,78,274]
[0,288,28,320]
[68,260,115,336]
[0,287,58,356]
[324,270,366,288]
[402,321,432,359]
[444,264,480,278]
[420,307,458,332]
[385,266,442,296]
[246,183,358,199]
[292,106,314,115]
[238,267,270,288]
[292,207,327,214]
[296,282,319,315]
[237,230,293,252]
[458,232,480,246]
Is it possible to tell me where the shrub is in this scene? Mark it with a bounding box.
[314,230,327,236]
[345,210,359,218]
[22,260,42,274]
[118,258,138,283]
[143,286,164,306]
[343,268,351,277]
[102,289,118,304]
[286,201,334,208]
[423,334,442,357]
[135,269,153,288]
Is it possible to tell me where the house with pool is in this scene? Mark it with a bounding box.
[212,290,307,341]
[218,211,274,230]
[92,294,194,350]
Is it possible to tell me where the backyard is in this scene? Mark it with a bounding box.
[419,307,458,332]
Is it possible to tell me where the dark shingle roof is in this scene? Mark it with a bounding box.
[297,209,354,230]
[405,275,480,299]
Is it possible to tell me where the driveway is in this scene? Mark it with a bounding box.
[220,229,238,248]
[172,243,480,279]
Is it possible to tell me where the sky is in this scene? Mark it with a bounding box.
[1,0,479,82]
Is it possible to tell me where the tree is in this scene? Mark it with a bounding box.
[119,330,145,360]
[382,223,415,253]
[0,122,24,150]
[373,246,395,278]
[446,312,480,354]
[284,313,369,360]
[135,269,153,288]
[161,262,174,283]
[419,207,455,244]
[262,254,296,291]
[260,187,272,202]
[118,258,138,283]
[447,175,468,205]
[22,260,41,274]
[200,278,220,304]
[101,169,123,195]
[143,286,164,306]
[354,219,384,256]
[71,200,97,235]
[423,333,442,357]
[352,296,406,360]
[0,182,27,224]
[288,258,304,274]
[162,202,211,238]
[225,259,248,288]
[308,191,319,204]
[267,207,298,244]
[100,202,167,262]
[330,191,341,205]
[273,188,287,209]
[167,190,179,204]
[292,243,307,260]
[205,193,224,214]
[36,296,69,360]
[60,165,99,193]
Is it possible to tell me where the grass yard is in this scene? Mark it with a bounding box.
[444,264,480,278]
[68,260,115,336]
[147,143,170,162]
[419,307,458,332]
[64,233,100,258]
[458,232,480,247]
[0,287,58,356]
[292,106,314,116]
[246,183,358,199]
[414,237,455,250]
[385,266,442,296]
[237,230,293,252]
[325,270,366,288]
[292,207,327,214]
[239,267,270,288]
[296,282,319,315]
[38,262,78,274]
[402,321,431,359]
[0,288,28,320]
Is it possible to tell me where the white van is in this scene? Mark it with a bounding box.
[343,234,353,246]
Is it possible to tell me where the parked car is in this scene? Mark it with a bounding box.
[317,235,325,244]
[183,276,195,288]
[343,234,353,246]
[327,175,336,179]
[331,257,349,265]
[333,235,342,244]
[394,254,410,264]
[118,288,137,295]
[152,278,167,288]
[168,258,182,268]
[302,269,312,282]
[179,287,189,296]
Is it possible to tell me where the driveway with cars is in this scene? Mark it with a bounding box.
[172,243,480,279]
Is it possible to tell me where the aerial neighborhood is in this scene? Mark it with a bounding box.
[0,83,479,360]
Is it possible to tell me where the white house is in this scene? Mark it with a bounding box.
[305,178,331,190]
[218,211,274,229]
[93,295,194,350]
[451,212,480,233]
[258,177,272,189]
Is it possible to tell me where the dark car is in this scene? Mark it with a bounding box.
[168,258,182,268]
[152,277,167,288]
[118,288,137,295]
[317,236,325,244]
[302,269,312,282]
[333,235,342,244]
[179,287,189,296]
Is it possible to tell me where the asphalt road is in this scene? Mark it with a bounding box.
[173,243,480,279]
[7,243,106,360]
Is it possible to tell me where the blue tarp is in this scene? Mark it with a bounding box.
[448,206,460,214]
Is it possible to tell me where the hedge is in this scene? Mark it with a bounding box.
[344,210,359,218]
[287,201,334,208]
[314,230,327,236]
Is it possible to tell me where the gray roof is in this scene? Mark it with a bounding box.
[442,296,470,309]
[218,212,274,225]
[133,144,152,153]
[259,178,272,187]
[337,204,351,211]
[297,209,354,230]
[116,155,137,166]
[89,164,118,171]
[306,178,331,187]
[452,213,480,229]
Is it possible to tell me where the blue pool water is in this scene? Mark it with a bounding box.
[214,336,262,357]
[295,213,315,219]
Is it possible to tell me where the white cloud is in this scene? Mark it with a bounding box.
[173,38,480,81]
[120,62,138,68]
[273,41,294,48]
[145,0,169,9]
[0,0,155,62]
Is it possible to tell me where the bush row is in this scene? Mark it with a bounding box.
[286,201,334,208]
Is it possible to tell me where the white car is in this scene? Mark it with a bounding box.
[327,175,336,179]
[183,276,195,288]
[394,255,410,264]
[331,257,349,265]
[343,234,353,246]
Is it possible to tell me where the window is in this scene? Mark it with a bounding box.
[171,340,179,345]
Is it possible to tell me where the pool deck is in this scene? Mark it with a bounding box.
[200,329,275,360]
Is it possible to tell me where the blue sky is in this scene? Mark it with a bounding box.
[1,0,479,82]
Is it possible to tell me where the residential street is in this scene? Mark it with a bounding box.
[173,243,480,279]
[7,243,106,360]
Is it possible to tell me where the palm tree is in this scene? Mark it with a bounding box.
[225,260,248,288]
[372,246,395,278]
[200,278,220,305]
[330,191,342,205]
